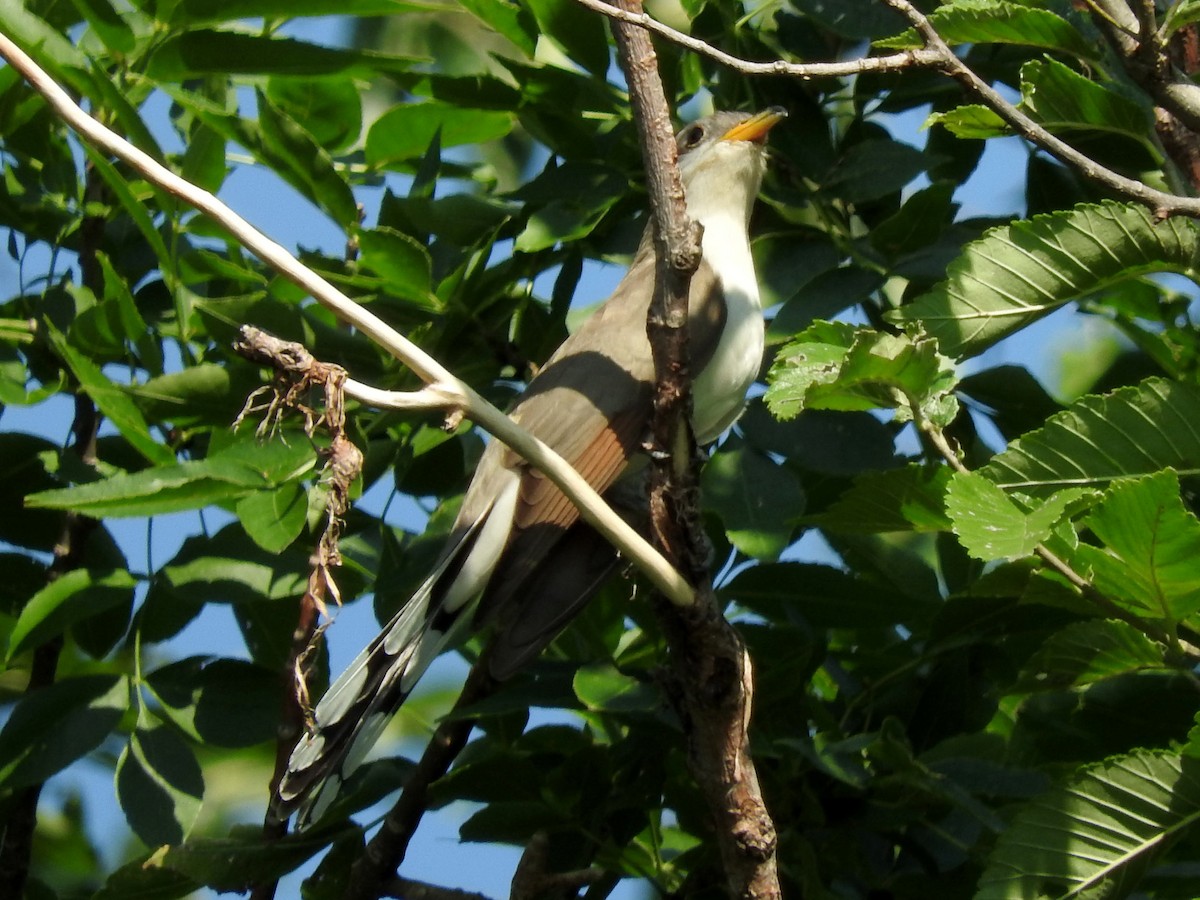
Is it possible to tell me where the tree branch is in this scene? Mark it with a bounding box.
[577,0,1200,218]
[342,660,496,900]
[605,4,781,898]
[0,29,695,608]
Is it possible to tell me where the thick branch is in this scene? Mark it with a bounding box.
[0,30,694,608]
[605,5,781,898]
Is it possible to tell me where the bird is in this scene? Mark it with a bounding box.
[273,107,787,824]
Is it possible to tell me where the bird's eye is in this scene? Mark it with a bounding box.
[684,125,704,148]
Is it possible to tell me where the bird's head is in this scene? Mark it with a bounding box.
[676,106,786,227]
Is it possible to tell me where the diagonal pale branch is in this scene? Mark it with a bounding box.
[0,28,693,608]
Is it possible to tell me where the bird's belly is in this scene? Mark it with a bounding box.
[692,286,764,443]
[691,219,764,444]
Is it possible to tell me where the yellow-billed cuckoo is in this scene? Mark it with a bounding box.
[275,107,786,823]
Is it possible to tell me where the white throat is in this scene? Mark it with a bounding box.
[682,142,767,443]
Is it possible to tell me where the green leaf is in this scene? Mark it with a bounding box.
[26,433,317,517]
[146,657,279,748]
[26,457,270,517]
[1020,58,1152,143]
[255,89,358,227]
[1072,471,1200,621]
[7,568,136,662]
[979,378,1200,493]
[365,101,513,168]
[823,139,930,203]
[812,464,952,533]
[0,676,127,790]
[235,482,308,553]
[48,327,176,466]
[945,472,1091,562]
[357,227,436,306]
[158,525,309,606]
[1019,619,1167,690]
[876,0,1095,60]
[926,104,1010,139]
[172,0,437,24]
[102,827,329,892]
[888,202,1200,358]
[69,0,136,57]
[117,726,204,847]
[457,0,537,55]
[266,76,362,153]
[147,30,417,79]
[1164,0,1200,38]
[523,0,610,74]
[766,321,959,426]
[976,750,1200,900]
[701,444,804,561]
[573,663,658,713]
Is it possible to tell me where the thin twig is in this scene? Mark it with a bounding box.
[0,29,694,608]
[382,877,492,900]
[577,0,1200,219]
[342,659,497,900]
[574,0,943,77]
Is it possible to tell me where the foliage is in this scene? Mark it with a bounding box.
[4,0,1200,897]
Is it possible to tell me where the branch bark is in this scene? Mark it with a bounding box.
[605,4,781,898]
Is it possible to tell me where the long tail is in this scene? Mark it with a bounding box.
[273,478,518,825]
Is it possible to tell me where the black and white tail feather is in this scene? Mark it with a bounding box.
[274,484,515,825]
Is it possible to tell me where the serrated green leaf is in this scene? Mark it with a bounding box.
[926,104,1010,139]
[889,202,1200,358]
[1019,619,1166,690]
[976,750,1200,900]
[7,568,136,661]
[1072,471,1200,621]
[979,378,1200,493]
[117,726,204,847]
[0,676,127,790]
[457,0,537,55]
[235,482,308,553]
[766,321,959,426]
[876,0,1094,60]
[1021,58,1153,143]
[945,471,1089,562]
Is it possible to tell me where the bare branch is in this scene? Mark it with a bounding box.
[577,0,1200,218]
[0,30,695,608]
[575,0,942,77]
[343,660,497,900]
[510,832,604,899]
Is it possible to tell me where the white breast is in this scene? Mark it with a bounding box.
[691,213,764,444]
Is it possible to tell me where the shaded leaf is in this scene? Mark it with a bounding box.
[235,482,308,553]
[7,568,136,661]
[813,464,951,533]
[702,444,804,561]
[1073,471,1200,621]
[573,663,658,713]
[117,726,204,846]
[0,676,127,790]
[976,750,1200,900]
[1019,619,1167,690]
